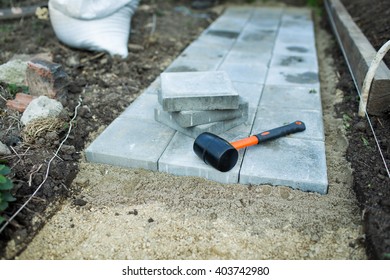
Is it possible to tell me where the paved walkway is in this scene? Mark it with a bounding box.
[86,6,328,194]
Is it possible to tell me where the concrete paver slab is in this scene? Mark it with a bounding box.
[239,137,328,194]
[120,93,157,121]
[158,113,256,184]
[270,53,318,70]
[85,118,175,171]
[159,71,240,111]
[165,57,220,73]
[237,29,278,45]
[260,85,321,110]
[193,34,236,50]
[179,43,229,61]
[223,50,272,66]
[158,132,243,184]
[171,101,248,128]
[265,67,319,87]
[218,62,268,83]
[154,104,248,138]
[232,82,264,109]
[273,26,316,56]
[253,107,325,141]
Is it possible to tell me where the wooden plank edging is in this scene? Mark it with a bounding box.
[325,0,390,115]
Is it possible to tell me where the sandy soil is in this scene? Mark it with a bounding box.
[10,8,366,260]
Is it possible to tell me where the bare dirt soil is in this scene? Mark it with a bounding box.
[0,0,388,259]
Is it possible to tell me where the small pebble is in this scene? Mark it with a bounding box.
[354,121,366,132]
[73,198,87,206]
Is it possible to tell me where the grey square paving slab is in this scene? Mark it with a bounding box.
[270,53,318,70]
[223,50,272,66]
[171,101,249,128]
[280,19,314,34]
[158,132,243,184]
[223,6,254,18]
[165,57,221,73]
[218,62,268,84]
[239,137,328,194]
[281,15,314,28]
[273,40,316,56]
[232,82,264,109]
[229,40,275,55]
[155,104,248,138]
[203,29,241,42]
[237,29,278,45]
[158,114,255,184]
[278,11,314,38]
[119,93,157,121]
[278,25,314,40]
[159,71,240,111]
[246,18,280,31]
[207,7,251,29]
[208,17,249,33]
[260,85,321,110]
[193,34,236,50]
[273,26,316,55]
[282,7,312,21]
[251,7,283,21]
[253,107,325,141]
[179,42,229,61]
[85,117,176,171]
[265,68,319,87]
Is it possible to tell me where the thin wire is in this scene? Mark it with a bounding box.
[0,99,82,234]
[325,0,390,178]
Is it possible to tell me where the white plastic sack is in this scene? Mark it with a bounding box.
[48,0,140,58]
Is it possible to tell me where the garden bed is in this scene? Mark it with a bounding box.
[331,0,390,259]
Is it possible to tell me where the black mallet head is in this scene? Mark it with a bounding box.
[193,132,239,172]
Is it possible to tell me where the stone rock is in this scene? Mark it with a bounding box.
[0,59,27,85]
[6,93,37,112]
[11,53,53,63]
[0,54,53,86]
[21,96,63,125]
[0,141,11,155]
[26,59,69,100]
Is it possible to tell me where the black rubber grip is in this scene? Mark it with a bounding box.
[254,121,306,143]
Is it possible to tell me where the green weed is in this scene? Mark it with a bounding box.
[342,113,352,129]
[0,164,15,225]
[361,136,370,147]
[6,83,29,96]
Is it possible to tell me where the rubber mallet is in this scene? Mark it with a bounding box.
[193,121,306,172]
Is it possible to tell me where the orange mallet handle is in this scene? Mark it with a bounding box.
[231,121,306,150]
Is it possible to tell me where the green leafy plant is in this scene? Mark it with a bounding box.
[361,136,370,147]
[6,83,29,96]
[342,113,352,129]
[0,164,16,225]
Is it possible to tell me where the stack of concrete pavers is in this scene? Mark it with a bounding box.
[154,71,249,138]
